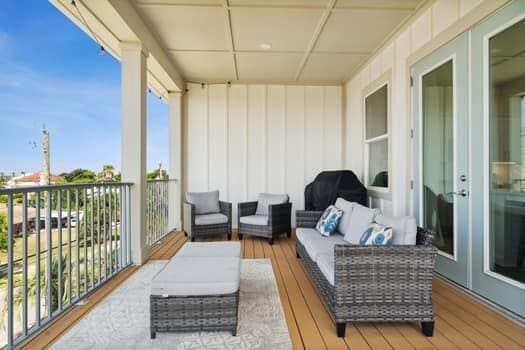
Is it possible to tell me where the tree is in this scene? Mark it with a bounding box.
[59,169,97,183]
[98,164,116,182]
[0,212,8,252]
[147,168,169,180]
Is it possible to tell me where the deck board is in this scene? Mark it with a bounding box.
[22,231,525,349]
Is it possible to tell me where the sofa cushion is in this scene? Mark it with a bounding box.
[151,257,240,296]
[375,214,417,245]
[176,242,241,258]
[334,198,354,237]
[296,227,347,261]
[316,205,343,236]
[343,203,380,244]
[186,190,220,215]
[195,213,228,226]
[316,253,335,285]
[359,223,394,246]
[256,193,289,216]
[239,215,268,226]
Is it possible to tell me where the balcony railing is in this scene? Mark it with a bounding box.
[146,179,176,245]
[0,182,132,349]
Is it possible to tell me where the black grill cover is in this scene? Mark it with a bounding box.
[305,170,367,211]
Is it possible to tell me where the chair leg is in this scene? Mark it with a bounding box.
[227,234,231,240]
[296,251,300,259]
[336,323,346,338]
[421,321,434,337]
[190,237,195,242]
[150,331,156,339]
[183,231,187,237]
[238,234,243,240]
[268,238,274,245]
[287,231,292,238]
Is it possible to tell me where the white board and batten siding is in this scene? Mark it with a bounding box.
[184,83,343,226]
[345,0,490,217]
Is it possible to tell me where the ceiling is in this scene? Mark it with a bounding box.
[132,0,425,84]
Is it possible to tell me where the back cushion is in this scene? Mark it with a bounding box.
[256,193,289,216]
[343,203,380,244]
[334,198,354,236]
[375,214,417,245]
[186,190,220,215]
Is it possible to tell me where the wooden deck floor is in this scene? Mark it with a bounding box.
[23,231,525,349]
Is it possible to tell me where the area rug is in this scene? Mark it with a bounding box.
[52,259,292,350]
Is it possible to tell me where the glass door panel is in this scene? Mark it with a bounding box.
[413,32,470,287]
[422,60,455,257]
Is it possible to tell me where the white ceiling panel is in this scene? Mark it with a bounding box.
[314,10,410,53]
[230,8,323,51]
[335,0,421,9]
[169,51,236,82]
[229,0,328,7]
[138,5,229,50]
[300,53,368,81]
[236,52,303,81]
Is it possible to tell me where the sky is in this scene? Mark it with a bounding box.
[0,0,169,175]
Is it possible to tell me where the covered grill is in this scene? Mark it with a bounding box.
[304,170,367,211]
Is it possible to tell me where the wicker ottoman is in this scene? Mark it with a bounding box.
[150,242,241,338]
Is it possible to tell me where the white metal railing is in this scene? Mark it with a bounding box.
[0,182,132,349]
[146,179,176,245]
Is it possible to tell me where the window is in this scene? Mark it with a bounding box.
[365,84,389,189]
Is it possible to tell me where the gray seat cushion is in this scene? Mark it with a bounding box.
[375,214,417,245]
[317,253,335,285]
[195,213,228,226]
[296,227,347,261]
[239,214,268,226]
[255,193,289,216]
[334,197,354,237]
[186,190,220,214]
[176,242,241,258]
[343,203,380,244]
[151,257,240,296]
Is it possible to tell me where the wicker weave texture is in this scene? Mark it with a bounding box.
[150,291,239,337]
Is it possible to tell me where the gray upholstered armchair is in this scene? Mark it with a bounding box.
[237,193,292,244]
[183,190,232,241]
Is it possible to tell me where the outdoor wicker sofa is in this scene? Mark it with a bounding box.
[237,194,292,244]
[295,210,437,338]
[183,191,232,241]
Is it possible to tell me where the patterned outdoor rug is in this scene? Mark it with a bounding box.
[52,259,292,350]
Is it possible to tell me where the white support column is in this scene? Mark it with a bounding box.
[120,41,148,264]
[168,91,182,231]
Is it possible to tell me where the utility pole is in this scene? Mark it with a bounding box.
[40,126,50,186]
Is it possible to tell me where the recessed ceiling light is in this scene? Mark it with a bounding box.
[259,43,272,50]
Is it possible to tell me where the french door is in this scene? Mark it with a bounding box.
[413,0,525,317]
[413,32,470,288]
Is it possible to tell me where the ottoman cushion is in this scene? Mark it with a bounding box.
[176,242,241,258]
[151,257,240,296]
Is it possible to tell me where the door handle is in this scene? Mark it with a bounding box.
[453,189,469,197]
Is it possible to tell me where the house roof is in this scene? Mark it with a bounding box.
[12,172,63,183]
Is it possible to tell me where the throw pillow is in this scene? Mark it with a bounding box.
[185,190,220,215]
[256,193,289,216]
[316,205,343,237]
[343,203,380,244]
[359,223,394,246]
[334,198,354,237]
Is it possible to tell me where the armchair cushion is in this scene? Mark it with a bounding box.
[186,190,220,215]
[195,213,228,226]
[375,214,417,245]
[343,203,380,244]
[239,215,268,226]
[255,193,289,216]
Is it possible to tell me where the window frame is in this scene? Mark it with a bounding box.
[362,72,391,197]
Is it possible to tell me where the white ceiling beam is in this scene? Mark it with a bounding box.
[293,0,337,81]
[108,0,185,91]
[221,0,239,80]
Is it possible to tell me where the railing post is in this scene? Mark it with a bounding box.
[168,91,182,232]
[121,41,149,264]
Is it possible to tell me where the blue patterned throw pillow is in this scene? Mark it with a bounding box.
[316,205,343,237]
[359,223,393,246]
